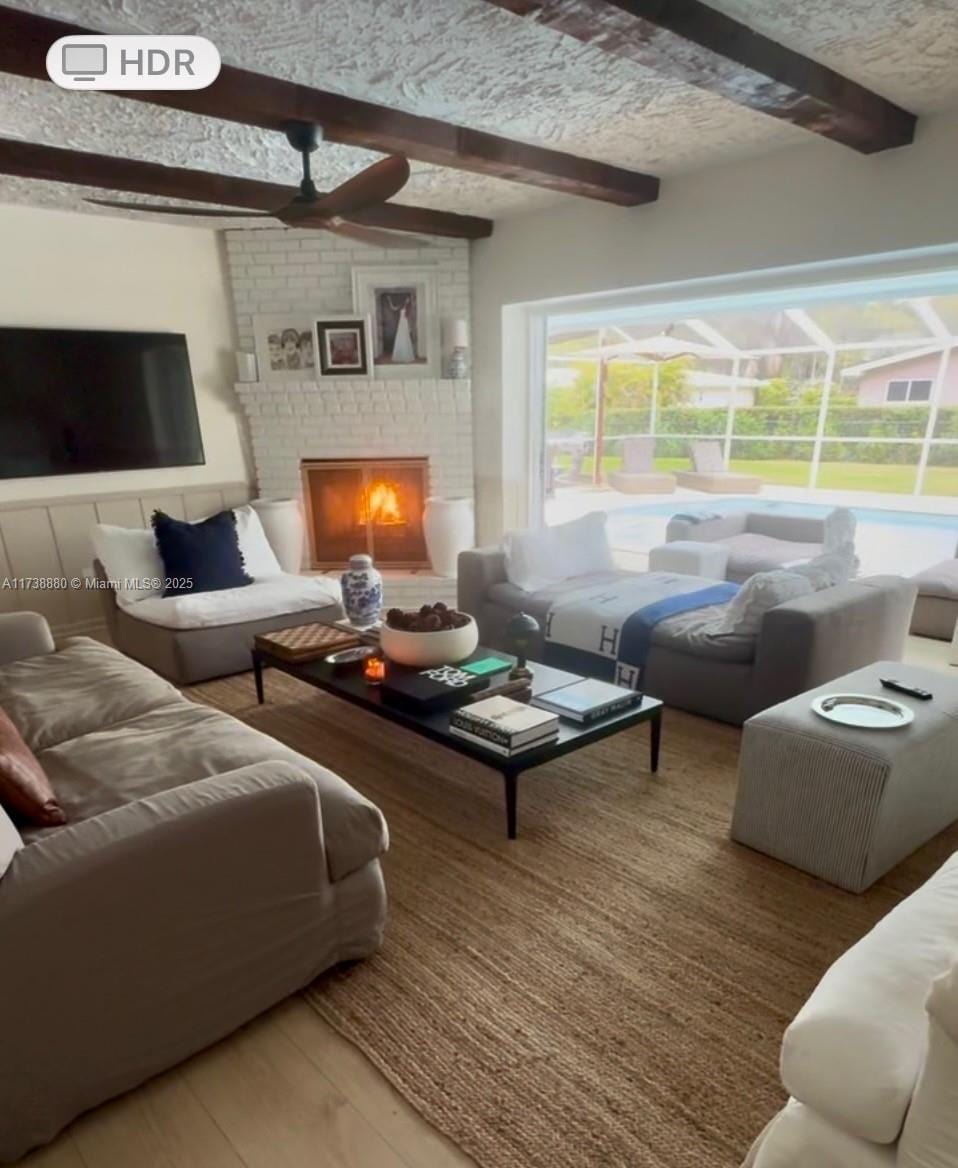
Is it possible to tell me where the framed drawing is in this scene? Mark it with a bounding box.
[253,313,319,382]
[313,315,372,379]
[351,266,439,379]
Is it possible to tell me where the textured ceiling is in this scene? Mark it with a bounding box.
[1,0,957,228]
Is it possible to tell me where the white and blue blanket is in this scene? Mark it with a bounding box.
[544,573,739,690]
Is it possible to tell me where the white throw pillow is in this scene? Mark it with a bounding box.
[718,570,813,637]
[232,505,282,578]
[0,805,23,880]
[94,507,282,604]
[92,524,164,604]
[503,512,615,592]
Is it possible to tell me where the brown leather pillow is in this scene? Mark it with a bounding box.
[0,708,66,827]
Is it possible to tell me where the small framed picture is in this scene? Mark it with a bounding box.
[352,266,440,380]
[253,312,320,382]
[313,315,372,379]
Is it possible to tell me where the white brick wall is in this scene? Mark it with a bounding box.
[234,379,473,504]
[224,228,470,355]
[224,228,474,595]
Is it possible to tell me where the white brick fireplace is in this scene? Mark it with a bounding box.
[224,227,474,607]
[234,377,473,603]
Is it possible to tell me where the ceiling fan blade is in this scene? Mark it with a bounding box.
[309,155,411,220]
[319,219,426,249]
[85,198,273,218]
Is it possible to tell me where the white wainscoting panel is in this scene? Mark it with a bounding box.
[0,481,250,636]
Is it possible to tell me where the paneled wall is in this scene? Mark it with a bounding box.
[0,482,250,635]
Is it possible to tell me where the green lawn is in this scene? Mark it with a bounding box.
[554,454,958,496]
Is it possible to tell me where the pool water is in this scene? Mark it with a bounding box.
[605,498,958,578]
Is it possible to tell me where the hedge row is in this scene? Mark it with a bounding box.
[551,406,958,464]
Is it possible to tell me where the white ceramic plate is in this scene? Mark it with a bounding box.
[811,692,914,729]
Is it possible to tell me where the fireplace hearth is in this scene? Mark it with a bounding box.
[301,458,430,569]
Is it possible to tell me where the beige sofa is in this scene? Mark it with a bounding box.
[458,549,916,725]
[0,613,387,1163]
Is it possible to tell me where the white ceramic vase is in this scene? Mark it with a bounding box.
[249,498,304,574]
[422,496,474,578]
[340,554,383,627]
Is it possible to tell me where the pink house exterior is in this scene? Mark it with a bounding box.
[848,349,958,406]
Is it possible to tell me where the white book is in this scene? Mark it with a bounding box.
[448,724,559,757]
[451,694,559,745]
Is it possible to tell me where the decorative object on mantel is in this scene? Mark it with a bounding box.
[248,498,304,573]
[341,553,383,627]
[352,265,440,380]
[235,351,258,383]
[423,496,475,577]
[253,312,320,383]
[444,318,469,378]
[506,611,540,683]
[312,315,373,380]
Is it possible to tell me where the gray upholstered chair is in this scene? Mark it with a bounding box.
[909,539,958,640]
[665,511,827,583]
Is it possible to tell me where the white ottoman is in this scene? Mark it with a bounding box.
[649,540,729,579]
[732,662,958,892]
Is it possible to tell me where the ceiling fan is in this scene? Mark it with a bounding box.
[85,122,422,248]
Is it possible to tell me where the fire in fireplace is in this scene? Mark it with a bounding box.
[359,479,405,527]
[301,458,429,569]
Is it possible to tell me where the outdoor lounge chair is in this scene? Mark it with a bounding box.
[608,437,676,494]
[674,440,763,494]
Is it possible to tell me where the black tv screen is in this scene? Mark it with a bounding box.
[0,327,205,480]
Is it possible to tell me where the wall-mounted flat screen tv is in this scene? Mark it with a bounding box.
[0,327,205,480]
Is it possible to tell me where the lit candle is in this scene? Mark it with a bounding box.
[364,655,386,684]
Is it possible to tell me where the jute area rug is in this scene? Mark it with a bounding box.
[193,670,958,1168]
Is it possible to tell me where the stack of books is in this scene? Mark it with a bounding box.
[533,678,641,724]
[449,695,559,756]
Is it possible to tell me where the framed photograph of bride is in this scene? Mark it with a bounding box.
[312,315,373,380]
[351,266,440,380]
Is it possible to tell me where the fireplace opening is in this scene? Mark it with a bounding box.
[301,458,429,569]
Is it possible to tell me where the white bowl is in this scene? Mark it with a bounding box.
[380,615,479,667]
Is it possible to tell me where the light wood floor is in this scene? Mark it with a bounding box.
[22,998,474,1168]
[21,634,953,1168]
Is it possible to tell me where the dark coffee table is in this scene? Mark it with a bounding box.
[252,645,663,839]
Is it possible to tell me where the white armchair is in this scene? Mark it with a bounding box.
[744,852,958,1166]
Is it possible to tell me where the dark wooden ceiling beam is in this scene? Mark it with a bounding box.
[0,3,659,206]
[484,0,916,153]
[0,138,494,239]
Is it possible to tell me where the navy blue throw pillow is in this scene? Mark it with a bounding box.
[151,509,253,597]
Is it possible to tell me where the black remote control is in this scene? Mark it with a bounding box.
[880,678,933,701]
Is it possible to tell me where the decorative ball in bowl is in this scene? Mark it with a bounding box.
[380,603,479,667]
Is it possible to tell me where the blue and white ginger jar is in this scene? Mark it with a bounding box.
[340,553,383,626]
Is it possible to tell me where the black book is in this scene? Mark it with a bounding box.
[381,663,486,711]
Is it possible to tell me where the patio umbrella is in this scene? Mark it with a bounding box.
[568,333,741,483]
